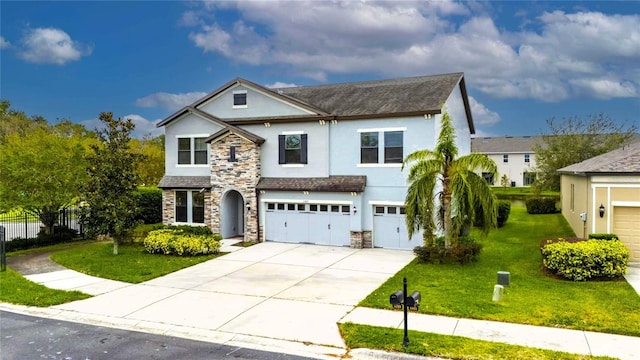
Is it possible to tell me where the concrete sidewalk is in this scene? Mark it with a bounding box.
[2,241,640,360]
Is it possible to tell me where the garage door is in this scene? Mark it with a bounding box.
[265,203,350,246]
[613,206,640,261]
[373,205,422,250]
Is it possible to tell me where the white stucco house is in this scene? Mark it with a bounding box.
[156,73,475,250]
[471,136,541,187]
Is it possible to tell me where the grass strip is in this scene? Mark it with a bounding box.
[0,268,90,306]
[340,323,615,360]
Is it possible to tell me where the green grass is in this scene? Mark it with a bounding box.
[7,239,98,257]
[50,242,222,283]
[0,268,91,306]
[340,323,614,360]
[360,207,640,336]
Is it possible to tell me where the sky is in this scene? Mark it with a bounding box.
[1,1,639,138]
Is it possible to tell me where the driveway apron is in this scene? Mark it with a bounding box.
[52,242,415,348]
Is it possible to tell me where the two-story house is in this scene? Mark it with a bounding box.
[471,136,541,187]
[156,72,475,250]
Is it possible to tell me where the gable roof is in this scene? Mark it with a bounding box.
[558,141,640,175]
[471,136,543,153]
[157,73,474,133]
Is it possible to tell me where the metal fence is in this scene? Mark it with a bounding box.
[0,208,84,241]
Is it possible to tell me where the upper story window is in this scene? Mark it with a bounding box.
[229,146,237,162]
[384,131,403,163]
[360,132,378,163]
[233,90,247,108]
[358,128,405,165]
[177,137,208,165]
[524,154,530,163]
[503,154,509,163]
[278,133,308,164]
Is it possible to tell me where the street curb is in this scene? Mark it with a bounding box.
[348,348,443,360]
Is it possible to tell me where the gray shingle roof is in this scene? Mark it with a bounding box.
[158,176,211,189]
[257,176,366,192]
[277,73,464,117]
[471,136,543,153]
[558,141,640,174]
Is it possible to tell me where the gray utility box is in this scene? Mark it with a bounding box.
[497,271,510,286]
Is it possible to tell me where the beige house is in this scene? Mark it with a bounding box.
[558,141,640,261]
[471,136,541,186]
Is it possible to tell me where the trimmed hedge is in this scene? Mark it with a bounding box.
[5,226,80,252]
[134,187,162,224]
[413,236,483,264]
[526,197,557,214]
[496,200,511,227]
[143,228,221,256]
[541,238,629,281]
[589,233,619,241]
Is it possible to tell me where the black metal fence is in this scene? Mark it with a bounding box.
[0,208,84,241]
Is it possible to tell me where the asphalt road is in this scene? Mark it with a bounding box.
[0,311,317,360]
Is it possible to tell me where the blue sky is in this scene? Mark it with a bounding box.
[1,1,638,138]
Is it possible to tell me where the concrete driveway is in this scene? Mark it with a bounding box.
[51,242,415,350]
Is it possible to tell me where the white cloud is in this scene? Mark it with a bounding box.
[0,36,10,49]
[81,114,163,139]
[183,3,640,102]
[18,27,92,65]
[135,91,207,110]
[266,82,298,89]
[469,97,500,126]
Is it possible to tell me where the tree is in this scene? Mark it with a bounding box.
[81,112,140,255]
[500,174,510,188]
[533,114,637,191]
[130,134,165,186]
[0,99,48,142]
[402,110,498,248]
[0,126,88,232]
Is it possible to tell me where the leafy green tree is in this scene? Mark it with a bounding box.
[0,99,47,142]
[131,134,165,186]
[403,110,498,248]
[533,114,637,191]
[500,174,510,188]
[0,126,87,232]
[82,112,140,255]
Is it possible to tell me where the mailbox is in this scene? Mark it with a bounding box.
[405,291,421,310]
[389,290,404,309]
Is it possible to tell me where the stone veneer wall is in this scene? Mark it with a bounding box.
[349,231,373,249]
[209,134,261,241]
[362,231,372,248]
[162,190,174,226]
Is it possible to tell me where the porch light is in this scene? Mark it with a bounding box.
[599,204,605,218]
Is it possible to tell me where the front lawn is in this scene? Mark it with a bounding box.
[51,242,221,283]
[340,323,614,360]
[0,268,91,306]
[360,207,640,336]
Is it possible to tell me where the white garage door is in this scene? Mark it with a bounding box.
[613,206,640,261]
[373,205,422,250]
[265,203,350,246]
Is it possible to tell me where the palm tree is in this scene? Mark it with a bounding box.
[402,110,498,248]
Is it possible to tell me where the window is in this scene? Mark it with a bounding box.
[360,132,378,163]
[177,137,208,165]
[523,172,536,186]
[229,146,237,162]
[503,154,509,163]
[278,134,308,164]
[524,154,530,163]
[482,172,495,185]
[175,190,205,224]
[384,131,403,163]
[233,91,247,108]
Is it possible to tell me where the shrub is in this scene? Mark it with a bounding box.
[166,224,214,236]
[134,187,163,224]
[589,233,619,241]
[6,227,80,252]
[413,236,483,264]
[496,200,511,227]
[541,239,629,281]
[143,229,221,256]
[526,197,557,214]
[132,223,164,242]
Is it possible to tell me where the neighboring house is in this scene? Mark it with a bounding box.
[471,136,541,187]
[558,141,640,261]
[156,73,475,250]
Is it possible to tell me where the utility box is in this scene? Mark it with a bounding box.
[497,271,510,286]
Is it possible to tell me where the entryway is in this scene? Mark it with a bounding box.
[220,190,244,238]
